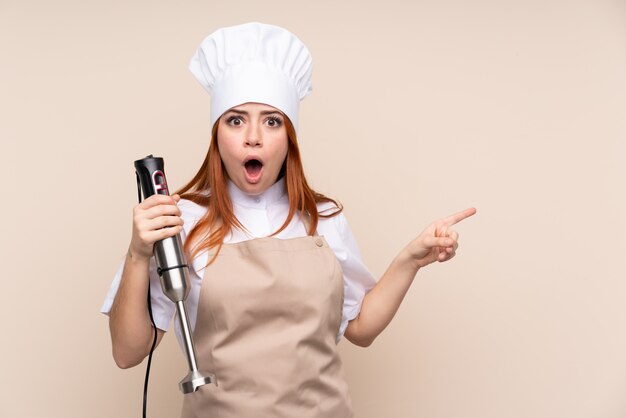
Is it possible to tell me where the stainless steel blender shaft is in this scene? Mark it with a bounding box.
[154,232,216,394]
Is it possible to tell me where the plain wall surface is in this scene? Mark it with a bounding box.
[2,0,625,417]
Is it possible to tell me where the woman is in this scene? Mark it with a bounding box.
[101,21,476,417]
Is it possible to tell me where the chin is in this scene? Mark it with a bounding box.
[231,171,278,195]
[240,180,267,195]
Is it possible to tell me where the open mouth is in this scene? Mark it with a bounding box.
[244,158,264,183]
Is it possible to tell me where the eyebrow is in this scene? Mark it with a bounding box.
[225,109,283,116]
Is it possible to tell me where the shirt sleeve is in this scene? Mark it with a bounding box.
[330,212,377,343]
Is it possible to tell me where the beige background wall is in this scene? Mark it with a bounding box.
[2,0,625,417]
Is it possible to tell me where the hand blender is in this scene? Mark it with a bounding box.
[134,155,216,394]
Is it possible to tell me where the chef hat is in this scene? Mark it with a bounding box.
[189,22,313,133]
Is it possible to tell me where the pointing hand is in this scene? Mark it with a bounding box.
[404,207,477,269]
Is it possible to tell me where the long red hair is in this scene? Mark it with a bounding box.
[174,115,343,267]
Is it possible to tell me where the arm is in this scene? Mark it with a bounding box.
[107,193,184,368]
[344,248,419,347]
[108,249,165,369]
[344,207,476,347]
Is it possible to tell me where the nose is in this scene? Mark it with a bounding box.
[244,122,263,147]
[245,136,261,147]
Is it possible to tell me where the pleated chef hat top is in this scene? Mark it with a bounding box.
[189,22,313,133]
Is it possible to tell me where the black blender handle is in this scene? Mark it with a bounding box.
[134,154,170,199]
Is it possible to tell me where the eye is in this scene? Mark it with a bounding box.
[226,115,243,126]
[266,116,283,127]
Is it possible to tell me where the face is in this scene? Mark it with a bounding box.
[217,102,289,195]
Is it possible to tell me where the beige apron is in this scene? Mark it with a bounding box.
[181,225,354,418]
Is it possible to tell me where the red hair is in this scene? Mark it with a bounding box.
[174,115,343,267]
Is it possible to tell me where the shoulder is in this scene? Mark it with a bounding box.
[177,197,208,225]
[315,201,344,226]
[315,201,351,248]
[316,200,342,216]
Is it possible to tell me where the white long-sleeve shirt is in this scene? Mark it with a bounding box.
[100,176,377,350]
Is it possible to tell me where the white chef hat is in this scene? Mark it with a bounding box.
[189,22,313,133]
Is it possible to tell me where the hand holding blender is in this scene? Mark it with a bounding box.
[134,155,216,394]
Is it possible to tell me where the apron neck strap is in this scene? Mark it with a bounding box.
[302,211,319,237]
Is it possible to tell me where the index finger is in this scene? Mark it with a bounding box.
[441,207,477,226]
[138,194,179,210]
